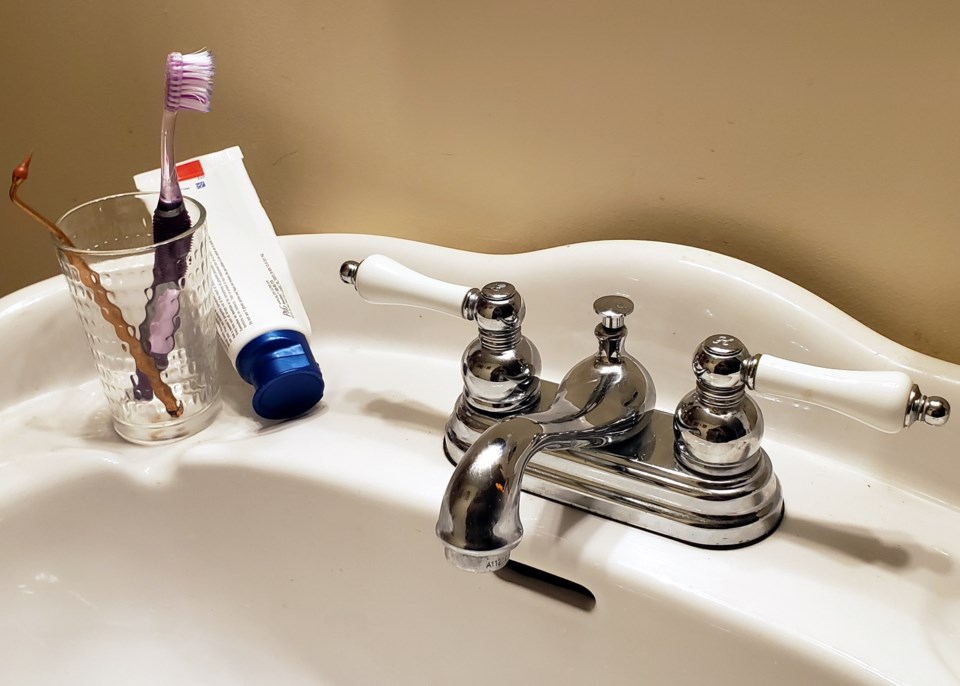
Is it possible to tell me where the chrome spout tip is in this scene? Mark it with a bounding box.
[339,260,360,286]
[443,546,513,573]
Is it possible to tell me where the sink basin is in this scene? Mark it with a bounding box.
[0,235,958,684]
[0,461,870,685]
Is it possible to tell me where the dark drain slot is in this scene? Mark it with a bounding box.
[495,560,596,612]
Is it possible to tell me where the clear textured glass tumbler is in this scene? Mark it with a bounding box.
[55,192,221,443]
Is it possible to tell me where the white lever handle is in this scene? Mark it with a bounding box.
[340,255,475,320]
[751,355,933,433]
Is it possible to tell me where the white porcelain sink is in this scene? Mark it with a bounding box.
[0,235,958,685]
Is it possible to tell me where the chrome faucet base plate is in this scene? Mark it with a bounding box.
[444,388,784,549]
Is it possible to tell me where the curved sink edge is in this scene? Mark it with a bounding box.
[301,233,959,377]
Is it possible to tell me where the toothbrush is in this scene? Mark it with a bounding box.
[137,50,214,398]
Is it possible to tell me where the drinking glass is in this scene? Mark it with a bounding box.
[55,192,221,443]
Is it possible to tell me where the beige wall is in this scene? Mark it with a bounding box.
[2,1,958,362]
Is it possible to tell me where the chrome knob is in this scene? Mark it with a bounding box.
[475,282,523,339]
[674,335,763,477]
[593,295,634,329]
[480,282,516,301]
[920,397,951,427]
[906,386,952,428]
[339,260,360,284]
[692,334,752,394]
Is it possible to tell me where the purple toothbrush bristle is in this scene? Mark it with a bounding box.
[164,50,214,113]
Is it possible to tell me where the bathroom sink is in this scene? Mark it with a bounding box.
[0,235,958,685]
[0,454,869,686]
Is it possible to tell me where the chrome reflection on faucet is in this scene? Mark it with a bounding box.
[340,256,951,573]
[437,295,656,571]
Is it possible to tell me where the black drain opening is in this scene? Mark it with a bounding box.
[495,560,596,612]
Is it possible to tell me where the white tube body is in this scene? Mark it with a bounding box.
[134,146,311,368]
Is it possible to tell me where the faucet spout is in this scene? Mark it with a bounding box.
[436,303,655,571]
[435,415,547,572]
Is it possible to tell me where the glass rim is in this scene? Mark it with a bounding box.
[54,191,207,257]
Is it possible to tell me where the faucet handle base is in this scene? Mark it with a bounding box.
[444,386,784,550]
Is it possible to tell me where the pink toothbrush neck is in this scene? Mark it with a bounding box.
[159,109,182,205]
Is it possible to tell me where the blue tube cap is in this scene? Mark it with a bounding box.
[235,330,325,420]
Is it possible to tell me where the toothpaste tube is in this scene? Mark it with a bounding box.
[135,146,324,419]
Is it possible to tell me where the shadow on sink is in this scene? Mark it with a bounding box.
[779,516,953,575]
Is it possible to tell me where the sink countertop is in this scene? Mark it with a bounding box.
[0,235,957,685]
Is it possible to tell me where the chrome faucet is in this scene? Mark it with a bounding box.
[436,296,655,571]
[340,256,951,572]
